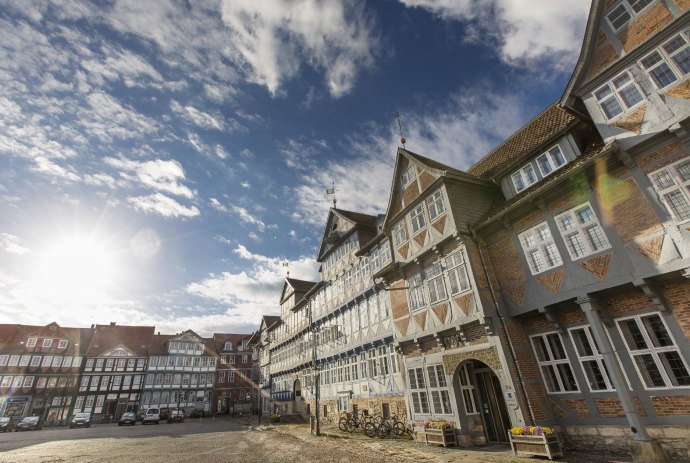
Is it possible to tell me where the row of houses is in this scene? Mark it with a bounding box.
[254,1,690,460]
[0,323,254,422]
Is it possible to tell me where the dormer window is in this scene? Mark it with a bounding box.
[536,146,567,177]
[400,165,416,190]
[640,33,690,91]
[26,338,37,348]
[42,339,53,348]
[594,71,644,120]
[224,341,232,351]
[606,0,654,31]
[512,164,538,193]
[57,340,68,349]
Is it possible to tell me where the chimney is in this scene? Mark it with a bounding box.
[110,322,116,326]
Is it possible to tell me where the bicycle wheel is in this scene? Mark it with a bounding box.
[346,418,357,433]
[392,421,406,436]
[338,418,348,432]
[376,422,392,439]
[364,422,377,438]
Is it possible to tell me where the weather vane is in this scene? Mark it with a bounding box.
[396,112,406,149]
[282,261,290,278]
[326,181,338,209]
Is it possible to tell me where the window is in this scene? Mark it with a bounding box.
[409,203,426,235]
[618,313,690,388]
[427,364,452,414]
[26,338,37,348]
[30,356,42,367]
[426,189,446,221]
[407,271,426,311]
[8,355,19,367]
[36,377,47,389]
[459,364,478,414]
[19,355,30,367]
[555,203,610,260]
[512,163,538,193]
[445,250,471,296]
[594,71,644,120]
[224,341,232,351]
[606,0,654,30]
[1,376,12,387]
[42,339,53,348]
[569,326,615,391]
[400,165,416,190]
[519,223,563,275]
[23,376,34,388]
[536,145,567,177]
[392,220,407,247]
[228,354,236,364]
[228,371,235,382]
[426,262,447,304]
[408,367,430,414]
[641,33,690,90]
[242,354,248,364]
[57,340,68,349]
[218,371,225,383]
[0,355,7,367]
[531,332,579,393]
[649,158,690,222]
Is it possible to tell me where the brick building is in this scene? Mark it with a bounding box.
[212,332,254,414]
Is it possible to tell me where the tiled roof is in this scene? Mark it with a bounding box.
[147,334,174,355]
[86,324,155,357]
[286,278,317,293]
[404,148,466,176]
[468,104,578,179]
[335,209,378,228]
[212,332,254,352]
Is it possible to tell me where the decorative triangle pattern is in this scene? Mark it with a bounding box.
[432,303,448,324]
[579,253,612,280]
[414,230,427,247]
[536,268,565,294]
[504,283,525,306]
[453,293,473,315]
[398,242,409,260]
[431,215,447,234]
[414,311,427,331]
[394,318,409,337]
[633,236,664,264]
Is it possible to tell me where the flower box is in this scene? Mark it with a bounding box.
[509,433,563,460]
[423,428,457,447]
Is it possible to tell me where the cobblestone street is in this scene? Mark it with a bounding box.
[0,418,644,463]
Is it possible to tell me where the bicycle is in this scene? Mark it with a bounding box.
[338,412,351,432]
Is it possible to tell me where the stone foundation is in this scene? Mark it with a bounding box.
[563,425,689,461]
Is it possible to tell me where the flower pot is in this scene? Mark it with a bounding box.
[423,427,457,447]
[509,433,563,460]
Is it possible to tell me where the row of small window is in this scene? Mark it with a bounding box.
[24,338,69,349]
[148,355,217,368]
[220,354,250,365]
[595,31,690,121]
[141,390,210,407]
[313,292,390,339]
[84,357,145,370]
[0,375,78,389]
[407,364,452,415]
[79,374,143,391]
[392,189,447,247]
[221,340,250,352]
[0,355,82,369]
[407,249,473,311]
[319,346,400,386]
[145,372,214,386]
[323,233,360,273]
[519,202,610,275]
[606,0,655,31]
[511,145,567,194]
[217,369,251,383]
[167,341,205,355]
[531,313,690,393]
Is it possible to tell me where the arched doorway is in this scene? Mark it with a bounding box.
[293,379,302,415]
[454,360,511,444]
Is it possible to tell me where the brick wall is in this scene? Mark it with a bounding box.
[637,140,683,169]
[618,3,673,52]
[390,280,409,320]
[651,395,690,416]
[589,43,619,78]
[594,397,647,418]
[661,280,690,339]
[563,399,591,418]
[486,237,525,287]
[605,288,654,316]
[677,0,690,12]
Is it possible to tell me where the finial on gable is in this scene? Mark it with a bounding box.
[396,112,406,149]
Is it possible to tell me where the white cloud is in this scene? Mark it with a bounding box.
[31,157,80,182]
[229,205,266,232]
[105,156,195,199]
[400,0,589,70]
[128,193,200,218]
[220,0,379,97]
[209,198,228,212]
[0,233,30,255]
[170,100,228,131]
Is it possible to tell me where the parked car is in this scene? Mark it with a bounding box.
[118,412,137,426]
[16,416,41,431]
[0,417,15,432]
[69,412,92,429]
[141,408,160,425]
[159,408,170,421]
[167,409,184,423]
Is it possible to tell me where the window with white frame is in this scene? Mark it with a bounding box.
[427,364,452,414]
[42,339,52,348]
[459,364,478,414]
[23,376,34,388]
[569,326,615,391]
[57,339,68,349]
[228,371,235,382]
[536,145,567,177]
[426,189,446,221]
[26,338,37,348]
[409,203,427,234]
[445,250,471,296]
[555,203,610,260]
[400,165,417,190]
[512,163,538,193]
[1,376,12,388]
[19,355,30,367]
[594,71,644,120]
[407,271,426,311]
[0,355,7,367]
[606,0,654,30]
[617,313,690,388]
[640,33,690,90]
[8,355,19,367]
[519,222,563,275]
[531,332,579,393]
[30,356,41,367]
[392,220,408,247]
[407,367,430,414]
[426,262,447,304]
[649,158,690,222]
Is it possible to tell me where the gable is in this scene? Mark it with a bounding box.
[170,330,205,346]
[101,345,137,357]
[316,209,357,261]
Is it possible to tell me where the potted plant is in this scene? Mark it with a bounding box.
[269,414,281,423]
[423,420,457,447]
[508,426,563,460]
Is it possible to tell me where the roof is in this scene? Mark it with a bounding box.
[0,323,94,355]
[334,209,378,228]
[468,104,578,179]
[285,278,318,293]
[86,323,155,357]
[212,332,254,352]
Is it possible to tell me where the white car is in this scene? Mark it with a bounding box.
[141,408,160,425]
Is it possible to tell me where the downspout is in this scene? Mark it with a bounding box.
[469,229,537,426]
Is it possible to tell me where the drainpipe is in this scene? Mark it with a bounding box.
[469,230,537,426]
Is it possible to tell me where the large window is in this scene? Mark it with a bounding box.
[426,262,447,304]
[606,0,654,30]
[640,33,690,90]
[519,222,563,275]
[618,313,690,389]
[400,165,417,190]
[555,203,610,260]
[409,203,427,234]
[458,364,478,414]
[407,367,430,414]
[512,163,538,193]
[426,189,446,221]
[569,326,615,391]
[536,145,567,177]
[407,271,426,311]
[649,158,690,222]
[427,364,452,415]
[531,332,579,393]
[392,220,408,247]
[445,250,471,296]
[594,71,644,120]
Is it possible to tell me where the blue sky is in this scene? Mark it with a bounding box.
[0,0,590,336]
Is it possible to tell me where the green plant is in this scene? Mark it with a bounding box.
[424,420,453,429]
[269,414,281,423]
